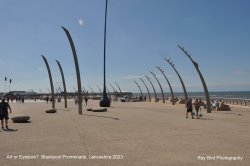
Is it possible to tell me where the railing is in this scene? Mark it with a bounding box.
[215,98,250,107]
[188,96,250,107]
[156,96,250,107]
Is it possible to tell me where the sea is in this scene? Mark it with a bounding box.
[133,91,250,99]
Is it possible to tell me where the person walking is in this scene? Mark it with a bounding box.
[186,98,194,119]
[0,98,12,130]
[84,96,88,105]
[194,98,201,119]
[45,96,49,104]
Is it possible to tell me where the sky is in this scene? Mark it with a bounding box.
[0,0,250,94]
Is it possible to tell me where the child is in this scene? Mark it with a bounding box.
[0,98,12,130]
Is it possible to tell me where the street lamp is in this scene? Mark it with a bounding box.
[4,77,7,93]
[100,0,111,107]
[9,79,12,92]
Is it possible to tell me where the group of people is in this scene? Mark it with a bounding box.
[74,96,89,105]
[2,96,25,103]
[186,98,203,119]
[0,97,12,130]
[16,96,25,103]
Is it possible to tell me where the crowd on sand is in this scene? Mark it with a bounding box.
[0,96,25,103]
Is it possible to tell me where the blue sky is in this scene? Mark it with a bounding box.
[0,0,250,93]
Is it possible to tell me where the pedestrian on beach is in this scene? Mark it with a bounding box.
[0,98,12,130]
[74,96,78,105]
[46,96,49,104]
[194,98,201,119]
[186,98,194,119]
[84,96,88,105]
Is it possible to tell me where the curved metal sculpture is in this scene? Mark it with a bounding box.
[178,45,212,113]
[109,83,116,92]
[97,86,102,93]
[109,83,117,98]
[82,86,87,94]
[109,83,117,95]
[106,87,111,98]
[239,99,243,106]
[61,26,82,114]
[156,66,175,105]
[100,0,111,107]
[235,99,239,105]
[41,55,55,109]
[140,78,151,102]
[115,82,122,93]
[56,60,67,108]
[89,86,94,94]
[134,80,143,99]
[164,58,188,105]
[150,71,165,103]
[145,75,158,102]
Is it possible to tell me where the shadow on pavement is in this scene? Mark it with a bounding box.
[2,128,18,132]
[82,114,119,120]
[222,112,242,116]
[198,118,213,120]
[13,121,32,123]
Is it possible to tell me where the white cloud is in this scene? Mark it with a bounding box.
[120,75,144,80]
[78,19,84,26]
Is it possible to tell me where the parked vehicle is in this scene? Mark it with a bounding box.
[120,95,130,102]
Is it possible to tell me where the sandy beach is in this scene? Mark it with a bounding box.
[0,99,250,166]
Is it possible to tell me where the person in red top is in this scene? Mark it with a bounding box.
[0,98,12,130]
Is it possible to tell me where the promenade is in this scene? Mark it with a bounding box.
[0,100,249,166]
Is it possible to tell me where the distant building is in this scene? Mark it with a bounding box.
[2,91,38,98]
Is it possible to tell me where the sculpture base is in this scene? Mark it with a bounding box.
[87,107,108,112]
[11,114,30,123]
[45,109,57,113]
[99,95,110,107]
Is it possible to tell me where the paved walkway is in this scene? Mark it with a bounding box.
[0,100,250,165]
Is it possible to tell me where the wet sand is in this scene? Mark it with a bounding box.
[0,100,250,166]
